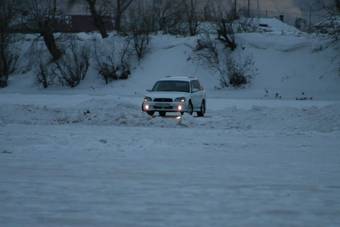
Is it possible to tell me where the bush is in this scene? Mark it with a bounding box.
[98,62,118,83]
[128,10,152,61]
[98,62,130,84]
[216,19,237,51]
[36,38,90,88]
[94,38,132,84]
[194,31,221,73]
[0,1,19,88]
[55,39,90,88]
[0,45,18,88]
[131,32,150,61]
[37,62,54,88]
[226,55,256,87]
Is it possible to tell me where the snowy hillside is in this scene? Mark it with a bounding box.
[1,18,340,227]
[2,19,339,100]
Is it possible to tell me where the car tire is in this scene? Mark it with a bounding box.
[147,111,155,116]
[159,111,166,117]
[188,101,193,115]
[197,100,206,117]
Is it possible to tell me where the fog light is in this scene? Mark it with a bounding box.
[177,105,182,111]
[144,104,150,110]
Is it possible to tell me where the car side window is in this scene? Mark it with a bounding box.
[192,80,201,91]
[196,80,202,90]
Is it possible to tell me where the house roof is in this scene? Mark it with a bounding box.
[159,76,198,82]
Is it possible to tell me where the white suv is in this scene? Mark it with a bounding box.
[142,76,206,117]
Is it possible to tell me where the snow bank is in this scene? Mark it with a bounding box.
[254,18,301,35]
[1,95,339,133]
[237,33,309,51]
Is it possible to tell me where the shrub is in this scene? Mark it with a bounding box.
[216,19,237,51]
[37,61,54,88]
[128,16,151,61]
[98,62,118,83]
[37,38,90,88]
[0,45,18,88]
[195,32,220,67]
[94,37,132,84]
[132,32,150,61]
[97,61,130,84]
[0,1,19,88]
[55,39,90,88]
[226,55,256,87]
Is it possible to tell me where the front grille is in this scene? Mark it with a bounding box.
[154,98,173,102]
[154,106,174,110]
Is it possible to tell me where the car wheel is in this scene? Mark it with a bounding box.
[147,111,155,116]
[159,111,166,117]
[197,100,206,117]
[188,101,193,115]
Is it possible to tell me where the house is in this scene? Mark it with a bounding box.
[54,15,114,33]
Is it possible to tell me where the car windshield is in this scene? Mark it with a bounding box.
[152,80,190,92]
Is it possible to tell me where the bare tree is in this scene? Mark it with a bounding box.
[36,35,90,88]
[68,0,109,38]
[115,0,134,32]
[210,2,237,51]
[183,0,199,36]
[128,1,152,61]
[151,0,184,34]
[0,0,19,88]
[318,0,340,41]
[216,18,237,51]
[27,0,63,61]
[87,0,109,38]
[55,38,90,88]
[195,32,220,68]
[37,60,54,88]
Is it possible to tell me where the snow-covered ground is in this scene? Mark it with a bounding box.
[1,124,340,227]
[1,19,340,226]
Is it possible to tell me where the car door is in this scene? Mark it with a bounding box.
[191,80,202,109]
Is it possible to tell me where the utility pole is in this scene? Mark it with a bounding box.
[52,0,57,19]
[247,0,250,17]
[234,0,237,18]
[308,7,312,32]
[53,0,57,15]
[257,0,260,18]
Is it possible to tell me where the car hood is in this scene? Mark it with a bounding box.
[145,92,190,100]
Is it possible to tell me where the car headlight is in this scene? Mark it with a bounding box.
[144,96,152,102]
[175,97,186,102]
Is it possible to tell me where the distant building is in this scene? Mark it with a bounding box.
[56,15,114,32]
[57,0,114,32]
[13,0,114,33]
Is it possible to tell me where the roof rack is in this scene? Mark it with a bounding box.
[165,75,196,78]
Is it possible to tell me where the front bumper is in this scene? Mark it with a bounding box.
[142,101,186,112]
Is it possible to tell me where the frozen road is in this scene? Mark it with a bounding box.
[1,95,340,227]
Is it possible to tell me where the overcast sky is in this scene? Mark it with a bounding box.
[60,0,331,19]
